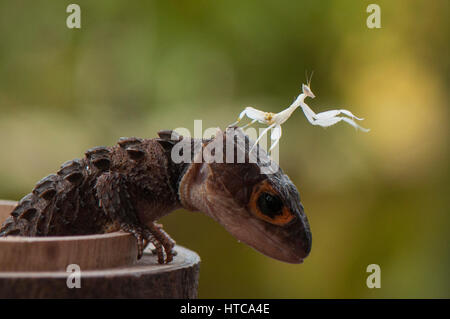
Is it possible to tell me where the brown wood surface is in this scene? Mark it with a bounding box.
[0,200,200,298]
[0,200,138,271]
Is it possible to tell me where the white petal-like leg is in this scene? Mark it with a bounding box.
[228,108,248,127]
[242,119,257,128]
[313,117,343,127]
[314,116,370,132]
[269,125,282,151]
[229,107,267,127]
[315,109,364,121]
[250,123,276,152]
[271,124,282,140]
[300,103,318,124]
[339,109,364,121]
[300,103,369,132]
[341,117,370,132]
[269,138,280,152]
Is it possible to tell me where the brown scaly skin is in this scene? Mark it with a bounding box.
[0,128,312,264]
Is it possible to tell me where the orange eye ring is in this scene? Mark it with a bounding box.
[248,180,295,226]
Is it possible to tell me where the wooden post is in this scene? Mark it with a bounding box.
[0,201,200,298]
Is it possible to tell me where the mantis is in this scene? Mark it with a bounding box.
[229,75,369,152]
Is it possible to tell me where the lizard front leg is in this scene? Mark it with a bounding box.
[95,172,175,263]
[150,222,178,258]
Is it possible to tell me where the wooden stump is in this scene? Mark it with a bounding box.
[0,200,200,298]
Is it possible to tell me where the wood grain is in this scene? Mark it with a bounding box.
[0,245,200,298]
[0,201,201,298]
[0,201,138,271]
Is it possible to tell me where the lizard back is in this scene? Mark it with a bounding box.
[0,137,179,237]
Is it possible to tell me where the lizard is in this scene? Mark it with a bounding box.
[0,127,312,264]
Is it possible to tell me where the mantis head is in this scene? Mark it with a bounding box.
[302,83,315,99]
[303,70,315,99]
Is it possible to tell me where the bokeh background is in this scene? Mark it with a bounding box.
[0,0,448,298]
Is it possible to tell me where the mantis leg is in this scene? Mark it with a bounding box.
[269,125,282,151]
[229,107,266,127]
[300,103,318,124]
[341,117,370,132]
[269,138,280,152]
[314,116,370,132]
[313,117,344,127]
[315,109,364,121]
[228,109,248,127]
[242,119,257,129]
[301,103,369,132]
[250,123,276,152]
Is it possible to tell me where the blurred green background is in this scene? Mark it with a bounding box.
[0,0,448,298]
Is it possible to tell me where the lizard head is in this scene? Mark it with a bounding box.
[178,127,312,264]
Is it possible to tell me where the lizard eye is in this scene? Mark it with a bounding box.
[249,180,295,226]
[257,193,283,218]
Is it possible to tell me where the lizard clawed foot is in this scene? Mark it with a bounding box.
[121,222,176,263]
[120,223,148,259]
[146,222,176,264]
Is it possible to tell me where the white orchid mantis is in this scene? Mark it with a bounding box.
[229,77,369,152]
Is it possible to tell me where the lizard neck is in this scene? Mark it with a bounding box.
[159,136,208,212]
[178,161,209,212]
